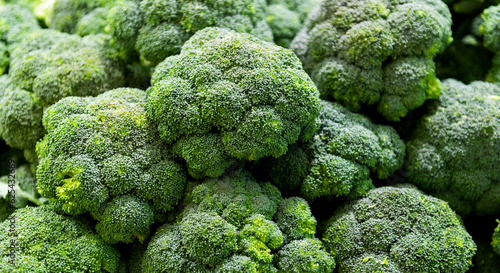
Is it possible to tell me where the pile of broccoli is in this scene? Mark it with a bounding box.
[1,0,500,272]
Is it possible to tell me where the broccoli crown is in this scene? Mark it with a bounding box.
[138,170,334,272]
[290,0,452,121]
[268,100,405,201]
[36,88,187,244]
[107,0,273,64]
[0,27,126,154]
[265,0,320,48]
[0,206,121,273]
[405,79,500,216]
[0,164,46,222]
[44,0,114,34]
[148,27,321,179]
[480,5,500,53]
[323,186,476,273]
[492,221,500,256]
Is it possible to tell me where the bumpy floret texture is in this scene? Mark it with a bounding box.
[148,27,321,179]
[265,0,320,48]
[405,79,500,216]
[108,0,274,64]
[323,186,476,273]
[36,88,187,244]
[0,20,126,159]
[137,170,334,272]
[290,0,452,121]
[0,206,121,273]
[267,100,405,201]
[492,221,500,256]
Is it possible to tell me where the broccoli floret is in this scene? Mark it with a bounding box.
[290,0,452,121]
[405,79,500,216]
[147,27,321,179]
[493,220,500,256]
[42,0,114,34]
[323,186,476,273]
[0,206,121,272]
[0,28,126,162]
[265,0,320,48]
[36,88,187,244]
[107,0,274,64]
[267,100,405,201]
[478,4,500,82]
[135,170,334,272]
[0,164,47,222]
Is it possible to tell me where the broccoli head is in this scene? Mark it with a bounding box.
[36,88,187,244]
[323,186,476,273]
[405,79,500,216]
[478,4,500,82]
[267,100,405,201]
[0,28,126,161]
[147,27,321,179]
[265,0,320,48]
[0,206,121,272]
[107,0,274,64]
[43,0,115,35]
[290,0,453,121]
[136,170,334,272]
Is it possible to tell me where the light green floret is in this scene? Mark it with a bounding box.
[267,100,405,201]
[479,5,500,83]
[107,0,273,64]
[0,206,121,273]
[36,88,187,244]
[148,27,321,179]
[291,0,452,121]
[265,0,321,48]
[323,186,476,273]
[135,170,334,272]
[492,220,500,256]
[405,79,500,216]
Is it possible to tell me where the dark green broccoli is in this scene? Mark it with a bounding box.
[135,170,334,272]
[493,220,500,256]
[36,88,187,244]
[0,206,121,272]
[478,4,500,82]
[107,0,274,64]
[323,186,476,273]
[405,79,500,216]
[265,0,320,48]
[290,0,453,121]
[266,100,405,201]
[0,26,126,162]
[0,164,47,222]
[147,27,321,179]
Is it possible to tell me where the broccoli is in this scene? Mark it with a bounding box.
[493,220,500,256]
[42,0,115,35]
[266,100,405,201]
[322,186,476,273]
[290,0,453,121]
[107,0,274,64]
[405,79,500,216]
[0,206,121,272]
[478,4,500,82]
[147,27,321,179]
[36,88,187,244]
[135,170,334,272]
[0,23,126,162]
[265,0,320,48]
[0,164,46,222]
